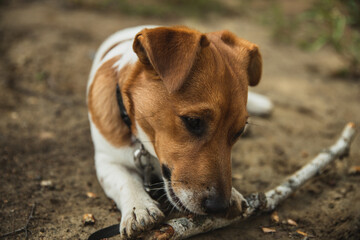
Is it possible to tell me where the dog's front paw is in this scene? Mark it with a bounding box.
[120,200,164,239]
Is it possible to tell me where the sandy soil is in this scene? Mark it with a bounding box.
[1,1,359,239]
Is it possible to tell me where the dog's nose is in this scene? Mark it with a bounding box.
[202,194,229,214]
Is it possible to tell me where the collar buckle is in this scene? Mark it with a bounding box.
[134,144,154,192]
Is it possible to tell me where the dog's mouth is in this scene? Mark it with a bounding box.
[161,164,193,213]
[163,179,189,213]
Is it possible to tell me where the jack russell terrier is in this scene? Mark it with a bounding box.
[87,25,272,238]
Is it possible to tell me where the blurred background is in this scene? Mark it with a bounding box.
[0,0,359,239]
[49,0,360,77]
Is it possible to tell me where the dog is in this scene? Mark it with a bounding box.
[87,25,272,238]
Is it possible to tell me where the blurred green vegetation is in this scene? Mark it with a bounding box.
[66,0,359,78]
[265,0,360,78]
[65,0,242,18]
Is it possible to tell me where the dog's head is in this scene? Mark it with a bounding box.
[127,26,262,214]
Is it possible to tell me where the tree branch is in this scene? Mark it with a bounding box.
[142,122,357,240]
[0,203,36,239]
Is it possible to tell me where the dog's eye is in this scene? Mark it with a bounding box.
[180,116,204,136]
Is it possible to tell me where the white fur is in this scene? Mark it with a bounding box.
[87,25,158,95]
[87,26,163,238]
[135,122,157,158]
[135,122,162,177]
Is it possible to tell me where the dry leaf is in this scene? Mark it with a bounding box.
[261,227,276,233]
[86,192,97,198]
[287,218,298,226]
[83,213,95,225]
[296,230,308,236]
[271,211,280,223]
[348,166,360,175]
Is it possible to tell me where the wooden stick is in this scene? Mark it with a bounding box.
[0,203,36,239]
[143,122,357,240]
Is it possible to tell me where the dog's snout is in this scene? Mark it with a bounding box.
[202,194,229,214]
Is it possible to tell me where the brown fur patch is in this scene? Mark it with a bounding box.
[212,30,262,86]
[133,26,209,92]
[88,56,132,147]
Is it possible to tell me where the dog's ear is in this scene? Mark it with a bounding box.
[133,27,209,92]
[220,30,262,87]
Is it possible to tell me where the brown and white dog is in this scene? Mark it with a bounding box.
[87,25,272,238]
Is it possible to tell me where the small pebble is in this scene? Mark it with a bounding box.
[86,192,97,198]
[83,213,96,225]
[40,180,53,187]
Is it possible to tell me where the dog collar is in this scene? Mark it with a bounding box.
[116,83,132,129]
[134,144,154,192]
[116,83,154,192]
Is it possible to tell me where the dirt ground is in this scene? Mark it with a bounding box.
[1,1,360,239]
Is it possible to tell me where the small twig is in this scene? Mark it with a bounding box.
[0,203,36,239]
[142,122,357,240]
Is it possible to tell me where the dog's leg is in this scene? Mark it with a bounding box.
[247,91,273,117]
[95,152,164,238]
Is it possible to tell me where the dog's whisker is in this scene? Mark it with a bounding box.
[164,205,172,213]
[149,185,165,189]
[169,198,182,215]
[150,187,166,191]
[148,182,164,187]
[246,122,263,127]
[169,205,176,215]
[151,189,164,196]
[158,192,168,198]
[157,193,168,202]
[246,117,265,127]
[163,200,172,210]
